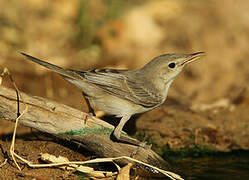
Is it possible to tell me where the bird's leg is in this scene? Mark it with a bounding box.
[113,115,151,149]
[82,92,95,124]
[82,92,95,116]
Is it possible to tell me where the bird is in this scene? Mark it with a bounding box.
[21,52,205,148]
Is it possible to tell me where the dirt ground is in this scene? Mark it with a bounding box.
[0,126,89,179]
[1,0,249,179]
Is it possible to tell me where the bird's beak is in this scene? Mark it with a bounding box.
[180,52,206,66]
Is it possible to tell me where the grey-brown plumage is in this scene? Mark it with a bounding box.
[21,52,205,148]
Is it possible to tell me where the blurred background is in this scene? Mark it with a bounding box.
[1,0,248,109]
[1,0,249,179]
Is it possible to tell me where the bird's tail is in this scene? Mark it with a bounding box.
[21,53,82,80]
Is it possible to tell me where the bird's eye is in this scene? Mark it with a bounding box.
[168,62,176,69]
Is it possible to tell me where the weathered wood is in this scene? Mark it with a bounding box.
[0,85,169,169]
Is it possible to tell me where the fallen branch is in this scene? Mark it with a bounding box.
[0,85,170,170]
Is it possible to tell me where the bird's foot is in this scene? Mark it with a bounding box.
[116,134,152,149]
[138,141,152,150]
[83,112,95,124]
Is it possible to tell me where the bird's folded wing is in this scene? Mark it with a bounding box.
[75,69,163,108]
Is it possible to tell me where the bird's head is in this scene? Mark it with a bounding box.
[141,52,206,84]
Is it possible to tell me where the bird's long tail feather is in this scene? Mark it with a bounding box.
[21,53,82,80]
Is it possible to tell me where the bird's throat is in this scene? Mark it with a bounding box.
[163,79,174,98]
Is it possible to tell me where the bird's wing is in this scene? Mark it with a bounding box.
[75,69,163,108]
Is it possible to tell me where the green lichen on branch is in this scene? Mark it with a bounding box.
[59,126,113,137]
